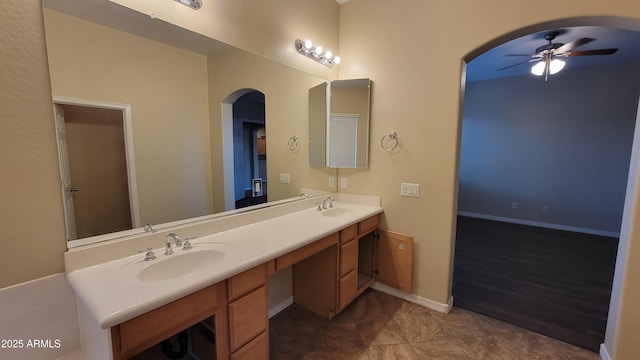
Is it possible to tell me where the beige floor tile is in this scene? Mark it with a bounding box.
[367,343,420,360]
[269,289,600,360]
[456,335,520,359]
[411,339,471,360]
[355,315,409,346]
[393,309,447,342]
[316,348,370,360]
[496,331,600,360]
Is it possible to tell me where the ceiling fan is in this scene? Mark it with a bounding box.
[499,30,619,81]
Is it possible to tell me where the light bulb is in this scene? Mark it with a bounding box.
[325,51,332,59]
[333,56,341,64]
[531,61,545,76]
[549,59,565,75]
[315,46,323,55]
[304,40,313,49]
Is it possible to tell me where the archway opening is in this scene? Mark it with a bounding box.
[454,18,640,353]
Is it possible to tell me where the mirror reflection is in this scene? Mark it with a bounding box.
[309,79,371,169]
[43,0,336,245]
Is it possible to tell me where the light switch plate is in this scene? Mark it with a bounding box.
[400,183,420,197]
[279,173,290,184]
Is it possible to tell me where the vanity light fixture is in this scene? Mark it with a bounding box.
[295,39,341,67]
[175,0,202,10]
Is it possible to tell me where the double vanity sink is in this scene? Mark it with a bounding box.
[66,195,383,330]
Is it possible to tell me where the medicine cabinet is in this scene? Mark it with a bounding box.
[309,78,371,169]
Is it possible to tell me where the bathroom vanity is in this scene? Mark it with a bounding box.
[65,194,412,359]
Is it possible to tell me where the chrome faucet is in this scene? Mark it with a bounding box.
[164,233,182,255]
[144,223,156,233]
[322,196,335,209]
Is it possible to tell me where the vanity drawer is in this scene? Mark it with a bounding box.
[340,239,357,277]
[359,215,379,236]
[340,224,358,244]
[228,285,267,352]
[231,331,268,360]
[339,270,358,309]
[228,263,267,301]
[276,232,339,270]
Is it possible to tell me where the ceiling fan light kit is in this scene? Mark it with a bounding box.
[530,58,565,76]
[500,29,619,82]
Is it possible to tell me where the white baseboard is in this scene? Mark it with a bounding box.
[457,211,620,238]
[599,343,611,360]
[371,282,453,314]
[268,296,293,319]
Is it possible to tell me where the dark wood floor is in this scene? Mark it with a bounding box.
[452,215,618,352]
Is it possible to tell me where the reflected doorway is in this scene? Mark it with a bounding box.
[231,91,267,209]
[53,98,139,240]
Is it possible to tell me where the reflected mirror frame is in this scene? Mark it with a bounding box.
[42,1,338,247]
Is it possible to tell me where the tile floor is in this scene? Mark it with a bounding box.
[269,289,600,360]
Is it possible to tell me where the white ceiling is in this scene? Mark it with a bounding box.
[466,26,640,82]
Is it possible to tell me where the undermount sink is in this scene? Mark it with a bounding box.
[321,207,353,217]
[137,249,226,282]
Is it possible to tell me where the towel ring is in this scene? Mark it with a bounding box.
[287,136,299,151]
[381,131,399,152]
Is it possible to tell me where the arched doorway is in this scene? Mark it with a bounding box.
[221,89,267,210]
[455,18,640,354]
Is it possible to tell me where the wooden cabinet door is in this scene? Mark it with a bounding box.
[377,230,413,293]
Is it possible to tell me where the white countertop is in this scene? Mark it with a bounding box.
[66,199,382,329]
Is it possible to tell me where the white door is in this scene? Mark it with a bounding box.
[54,105,77,240]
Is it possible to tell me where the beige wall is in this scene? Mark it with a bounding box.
[4,0,640,358]
[44,9,213,226]
[338,0,640,358]
[0,1,67,287]
[109,0,341,80]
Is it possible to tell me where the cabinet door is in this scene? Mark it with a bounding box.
[377,230,413,293]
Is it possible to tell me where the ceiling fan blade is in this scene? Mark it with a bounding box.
[554,37,595,54]
[504,54,537,57]
[497,59,538,71]
[568,48,618,56]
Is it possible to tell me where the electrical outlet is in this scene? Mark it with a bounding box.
[279,173,290,184]
[400,183,420,197]
[340,177,347,189]
[329,176,335,188]
[542,205,549,213]
[512,202,518,210]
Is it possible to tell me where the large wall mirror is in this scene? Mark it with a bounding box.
[43,0,337,246]
[309,79,371,169]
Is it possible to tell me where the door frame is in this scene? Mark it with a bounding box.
[53,96,141,235]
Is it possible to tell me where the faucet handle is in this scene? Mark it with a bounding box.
[182,237,195,250]
[315,203,322,211]
[138,247,156,261]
